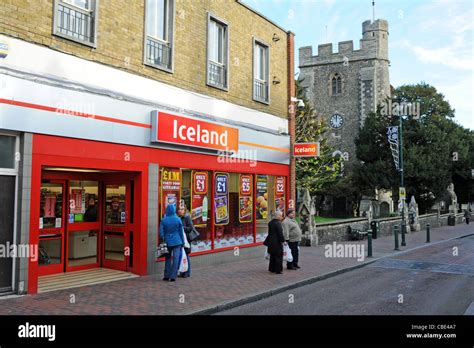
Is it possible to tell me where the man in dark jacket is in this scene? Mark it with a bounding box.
[464,209,471,224]
[178,206,193,278]
[265,210,285,274]
[159,204,184,282]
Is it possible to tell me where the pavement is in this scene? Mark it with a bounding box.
[0,223,472,315]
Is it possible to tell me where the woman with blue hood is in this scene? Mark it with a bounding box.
[159,204,184,282]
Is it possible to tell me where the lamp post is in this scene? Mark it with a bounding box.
[399,115,406,246]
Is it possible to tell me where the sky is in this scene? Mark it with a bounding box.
[243,0,474,130]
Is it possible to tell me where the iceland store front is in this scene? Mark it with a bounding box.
[0,36,290,294]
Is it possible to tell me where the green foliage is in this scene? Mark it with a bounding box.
[295,80,343,195]
[354,82,473,213]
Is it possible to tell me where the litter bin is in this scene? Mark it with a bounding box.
[448,215,456,226]
[370,220,379,239]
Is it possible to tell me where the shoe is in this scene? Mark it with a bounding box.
[169,279,176,282]
[295,265,301,269]
[276,271,283,274]
[163,277,169,281]
[287,266,297,270]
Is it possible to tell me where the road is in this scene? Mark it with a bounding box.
[218,235,474,315]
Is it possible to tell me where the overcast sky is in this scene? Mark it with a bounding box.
[244,0,474,130]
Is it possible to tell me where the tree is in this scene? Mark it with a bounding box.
[354,82,473,213]
[295,80,343,196]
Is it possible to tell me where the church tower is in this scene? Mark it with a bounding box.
[298,19,391,216]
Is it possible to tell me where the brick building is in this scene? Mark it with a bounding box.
[0,0,295,294]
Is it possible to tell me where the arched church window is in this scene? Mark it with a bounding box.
[331,73,342,96]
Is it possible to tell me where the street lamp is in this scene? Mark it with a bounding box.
[291,97,305,108]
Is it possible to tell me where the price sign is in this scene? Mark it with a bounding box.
[239,175,252,196]
[275,177,285,195]
[215,174,228,195]
[193,172,208,194]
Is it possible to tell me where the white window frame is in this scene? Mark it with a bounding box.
[252,38,270,104]
[206,13,229,91]
[143,0,175,73]
[0,133,20,293]
[53,0,99,48]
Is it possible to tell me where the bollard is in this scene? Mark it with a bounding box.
[393,225,400,251]
[426,223,431,243]
[367,232,373,258]
[401,223,406,247]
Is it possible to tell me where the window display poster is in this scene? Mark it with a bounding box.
[161,168,181,217]
[214,195,229,225]
[44,194,57,218]
[214,173,229,225]
[71,189,85,214]
[256,175,268,220]
[275,176,286,215]
[191,171,209,227]
[239,175,253,223]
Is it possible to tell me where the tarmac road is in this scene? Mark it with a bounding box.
[218,236,474,315]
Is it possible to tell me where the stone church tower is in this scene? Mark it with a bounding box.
[298,19,392,216]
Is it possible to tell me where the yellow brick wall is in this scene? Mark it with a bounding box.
[0,0,289,119]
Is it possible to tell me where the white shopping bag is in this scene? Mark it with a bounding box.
[283,244,293,262]
[264,248,270,260]
[178,247,189,273]
[183,228,190,249]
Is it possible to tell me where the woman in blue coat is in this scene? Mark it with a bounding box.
[159,204,184,281]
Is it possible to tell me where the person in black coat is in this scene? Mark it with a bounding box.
[265,210,285,274]
[177,206,193,278]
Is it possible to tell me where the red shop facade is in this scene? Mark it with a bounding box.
[26,112,289,294]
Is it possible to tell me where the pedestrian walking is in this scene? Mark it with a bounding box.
[282,208,302,270]
[177,205,194,278]
[264,210,285,274]
[464,209,471,225]
[159,204,184,282]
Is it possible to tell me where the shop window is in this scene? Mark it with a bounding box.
[68,181,99,223]
[40,183,64,229]
[214,173,254,249]
[53,0,98,47]
[182,170,212,252]
[0,135,16,169]
[160,167,181,218]
[105,185,126,225]
[256,175,272,242]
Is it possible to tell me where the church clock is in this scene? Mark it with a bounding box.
[330,114,344,129]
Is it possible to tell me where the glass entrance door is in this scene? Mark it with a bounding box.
[0,176,15,291]
[102,183,129,271]
[66,180,100,271]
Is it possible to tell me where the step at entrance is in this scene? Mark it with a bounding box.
[38,268,138,293]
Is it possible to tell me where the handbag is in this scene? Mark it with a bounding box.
[187,227,200,242]
[155,243,169,259]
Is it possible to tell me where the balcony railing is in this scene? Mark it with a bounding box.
[145,36,172,70]
[56,2,94,43]
[208,60,226,89]
[254,79,268,102]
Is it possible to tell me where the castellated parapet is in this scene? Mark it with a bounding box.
[299,19,389,68]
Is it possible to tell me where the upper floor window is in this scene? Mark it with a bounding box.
[331,73,342,96]
[253,40,269,104]
[0,134,18,173]
[145,0,174,71]
[53,0,98,47]
[207,14,228,90]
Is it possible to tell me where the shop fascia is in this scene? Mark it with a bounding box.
[151,111,239,153]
